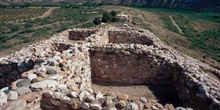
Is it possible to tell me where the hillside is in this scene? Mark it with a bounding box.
[1,0,220,11]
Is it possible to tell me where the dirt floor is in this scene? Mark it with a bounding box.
[92,84,183,107]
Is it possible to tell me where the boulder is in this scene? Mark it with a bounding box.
[0,91,7,106]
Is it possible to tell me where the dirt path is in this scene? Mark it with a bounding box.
[6,8,56,24]
[169,16,183,34]
[37,8,54,19]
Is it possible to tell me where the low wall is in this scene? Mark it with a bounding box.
[69,29,97,40]
[108,30,154,46]
[89,47,179,85]
[0,60,34,88]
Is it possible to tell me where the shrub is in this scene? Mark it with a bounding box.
[93,17,101,25]
[0,35,8,43]
[102,11,112,23]
[7,24,19,32]
[110,10,117,17]
[25,20,33,28]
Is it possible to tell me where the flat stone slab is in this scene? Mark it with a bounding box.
[31,80,58,89]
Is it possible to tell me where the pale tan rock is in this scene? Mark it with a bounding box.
[117,94,129,101]
[21,93,37,103]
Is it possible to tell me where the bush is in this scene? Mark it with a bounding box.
[7,24,19,32]
[25,20,33,28]
[101,10,118,23]
[0,35,8,43]
[110,10,117,17]
[93,17,101,25]
[102,11,112,23]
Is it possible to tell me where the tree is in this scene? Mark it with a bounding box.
[110,10,117,17]
[93,17,101,25]
[111,10,118,22]
[102,11,112,23]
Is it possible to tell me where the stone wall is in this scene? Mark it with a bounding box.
[0,25,219,110]
[0,59,34,88]
[69,29,97,40]
[89,43,220,110]
[108,30,154,46]
[90,46,180,85]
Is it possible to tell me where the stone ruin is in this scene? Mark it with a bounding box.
[0,25,220,110]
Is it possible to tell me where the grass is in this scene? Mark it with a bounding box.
[0,6,103,53]
[132,7,220,62]
[161,16,180,34]
[0,8,47,22]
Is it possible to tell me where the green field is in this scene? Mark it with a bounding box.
[0,8,47,22]
[133,7,220,62]
[0,6,103,52]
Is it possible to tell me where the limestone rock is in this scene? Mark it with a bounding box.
[43,90,53,98]
[164,104,174,110]
[38,72,47,78]
[81,102,90,109]
[127,103,138,110]
[96,92,104,100]
[56,84,69,92]
[21,92,37,103]
[5,99,26,110]
[7,91,18,101]
[115,101,126,109]
[31,80,58,89]
[68,91,78,98]
[27,74,37,81]
[117,94,128,101]
[32,77,43,83]
[50,74,63,81]
[139,97,147,103]
[90,103,102,110]
[0,91,7,106]
[85,95,96,103]
[79,90,91,101]
[46,67,58,75]
[16,87,31,96]
[16,79,31,87]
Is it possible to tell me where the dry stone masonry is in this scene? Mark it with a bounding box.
[0,25,220,110]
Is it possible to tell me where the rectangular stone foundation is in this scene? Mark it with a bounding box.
[89,48,178,85]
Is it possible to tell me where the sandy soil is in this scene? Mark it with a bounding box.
[92,84,183,107]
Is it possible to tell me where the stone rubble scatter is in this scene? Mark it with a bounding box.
[0,25,219,110]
